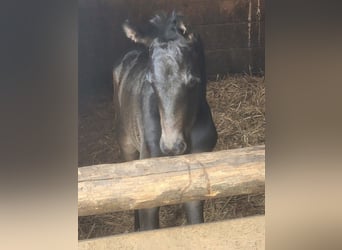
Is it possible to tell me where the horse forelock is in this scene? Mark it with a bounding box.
[148,11,185,43]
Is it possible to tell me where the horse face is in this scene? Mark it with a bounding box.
[149,40,202,155]
[123,12,205,156]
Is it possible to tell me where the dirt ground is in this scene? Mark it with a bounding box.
[78,74,265,240]
[79,216,265,249]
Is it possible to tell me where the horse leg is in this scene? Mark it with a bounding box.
[120,144,142,232]
[182,102,216,225]
[134,141,162,231]
[118,132,139,162]
[136,207,160,231]
[184,200,204,224]
[118,135,141,231]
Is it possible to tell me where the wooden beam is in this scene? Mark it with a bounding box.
[78,145,265,217]
[78,215,265,250]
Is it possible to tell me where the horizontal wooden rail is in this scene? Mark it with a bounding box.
[78,145,265,217]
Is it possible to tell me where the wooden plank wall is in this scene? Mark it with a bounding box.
[79,0,264,94]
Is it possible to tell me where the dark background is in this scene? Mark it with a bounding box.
[78,0,265,98]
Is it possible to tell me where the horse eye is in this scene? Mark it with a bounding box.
[186,75,201,88]
[187,79,198,88]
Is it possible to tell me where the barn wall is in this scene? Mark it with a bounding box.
[79,0,264,95]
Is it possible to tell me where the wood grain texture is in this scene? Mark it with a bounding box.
[78,145,265,216]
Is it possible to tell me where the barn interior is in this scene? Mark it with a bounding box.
[78,0,265,239]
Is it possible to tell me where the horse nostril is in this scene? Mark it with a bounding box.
[160,139,187,155]
[173,140,187,155]
[160,141,172,155]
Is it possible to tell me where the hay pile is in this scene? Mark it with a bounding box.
[78,74,265,239]
[207,75,265,151]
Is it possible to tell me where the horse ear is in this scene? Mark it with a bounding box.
[178,20,187,35]
[122,20,152,46]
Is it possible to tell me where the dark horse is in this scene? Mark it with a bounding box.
[113,12,217,231]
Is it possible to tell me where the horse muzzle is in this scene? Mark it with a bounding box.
[160,136,187,156]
